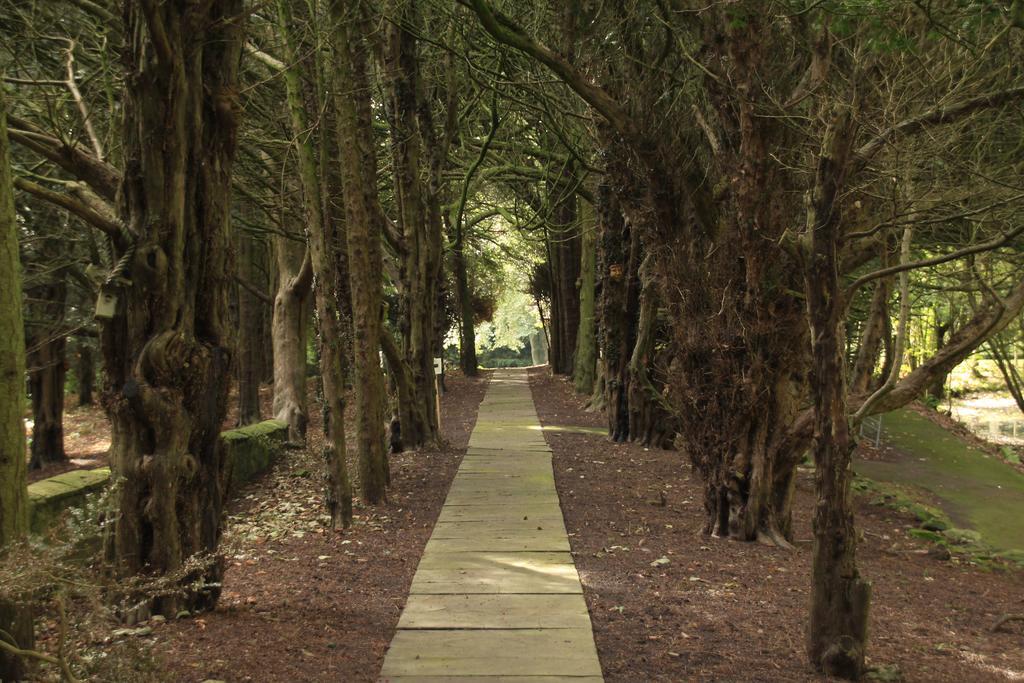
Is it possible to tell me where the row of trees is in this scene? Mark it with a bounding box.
[2,0,1023,680]
[463,0,1024,678]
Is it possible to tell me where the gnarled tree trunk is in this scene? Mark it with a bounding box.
[100,0,244,617]
[235,226,267,427]
[271,244,312,443]
[275,0,353,528]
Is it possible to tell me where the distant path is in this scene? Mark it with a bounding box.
[379,369,603,682]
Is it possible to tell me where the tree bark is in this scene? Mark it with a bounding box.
[573,196,597,394]
[850,256,892,395]
[0,80,33,683]
[275,0,353,528]
[77,340,95,407]
[332,0,389,504]
[99,0,244,617]
[26,268,67,469]
[546,171,581,375]
[235,227,265,427]
[272,243,312,443]
[803,113,870,680]
[383,5,440,447]
[453,221,478,376]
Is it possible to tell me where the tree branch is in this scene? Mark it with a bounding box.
[854,86,1024,166]
[13,176,126,239]
[845,223,1024,297]
[7,115,120,200]
[464,0,643,147]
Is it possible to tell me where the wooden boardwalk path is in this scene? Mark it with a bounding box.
[379,369,604,682]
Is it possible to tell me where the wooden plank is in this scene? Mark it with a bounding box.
[382,677,603,683]
[415,551,575,570]
[424,536,570,553]
[380,370,602,682]
[409,566,581,594]
[379,629,603,678]
[397,594,591,630]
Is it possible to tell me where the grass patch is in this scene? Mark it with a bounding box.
[856,409,1024,552]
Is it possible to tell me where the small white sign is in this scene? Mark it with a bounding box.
[433,357,442,375]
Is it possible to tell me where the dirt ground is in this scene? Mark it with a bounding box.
[152,371,488,682]
[528,368,1024,683]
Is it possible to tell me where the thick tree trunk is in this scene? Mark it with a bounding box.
[383,8,440,447]
[77,340,95,407]
[594,181,674,447]
[625,260,676,449]
[597,181,640,443]
[0,83,33,682]
[276,0,353,528]
[100,0,244,617]
[272,244,312,443]
[332,0,389,504]
[804,116,870,680]
[573,197,597,394]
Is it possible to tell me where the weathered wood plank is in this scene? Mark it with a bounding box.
[379,629,603,678]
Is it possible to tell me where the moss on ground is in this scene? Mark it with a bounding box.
[854,408,1024,565]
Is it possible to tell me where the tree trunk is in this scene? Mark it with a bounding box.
[77,340,95,407]
[235,227,265,426]
[530,328,548,366]
[26,291,67,470]
[596,180,640,443]
[0,82,33,683]
[804,115,870,680]
[99,0,244,617]
[454,226,478,377]
[272,244,312,443]
[626,258,676,449]
[332,0,389,504]
[850,260,892,395]
[275,0,353,528]
[925,316,952,401]
[546,175,581,375]
[383,7,440,447]
[25,232,68,470]
[573,196,597,394]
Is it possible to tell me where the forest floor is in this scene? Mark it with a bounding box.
[26,400,109,483]
[528,368,1024,683]
[147,371,489,682]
